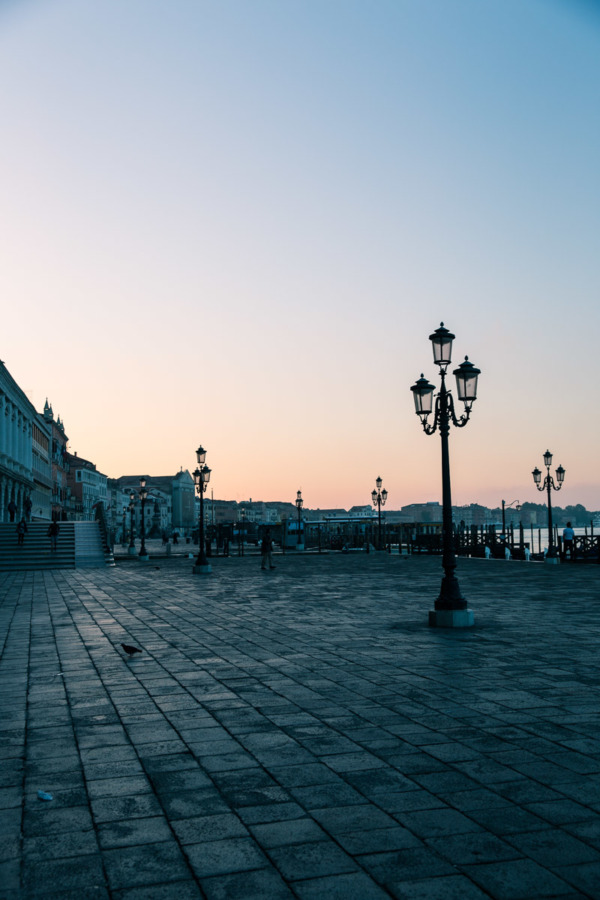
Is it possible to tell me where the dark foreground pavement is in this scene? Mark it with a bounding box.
[1,553,600,899]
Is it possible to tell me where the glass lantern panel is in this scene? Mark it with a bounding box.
[411,376,435,415]
[429,323,455,366]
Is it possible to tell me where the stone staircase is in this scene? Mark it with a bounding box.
[0,522,114,571]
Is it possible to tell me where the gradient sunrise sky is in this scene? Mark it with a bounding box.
[1,0,598,509]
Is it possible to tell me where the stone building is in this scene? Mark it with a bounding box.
[112,470,196,538]
[0,361,47,522]
[66,452,108,521]
[30,415,52,520]
[43,400,71,520]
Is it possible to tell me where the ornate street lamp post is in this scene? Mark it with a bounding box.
[411,323,480,627]
[296,490,304,551]
[532,450,565,563]
[193,445,212,574]
[128,492,136,556]
[501,499,521,540]
[122,506,127,546]
[138,477,149,560]
[371,477,388,550]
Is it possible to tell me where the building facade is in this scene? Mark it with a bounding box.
[0,362,37,522]
[43,400,72,520]
[66,452,108,521]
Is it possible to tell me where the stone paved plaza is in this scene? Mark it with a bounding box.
[2,552,600,899]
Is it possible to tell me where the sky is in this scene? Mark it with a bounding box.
[1,0,599,510]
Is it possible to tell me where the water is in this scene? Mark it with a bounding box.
[519,526,591,553]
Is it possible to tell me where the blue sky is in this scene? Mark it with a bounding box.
[1,0,599,508]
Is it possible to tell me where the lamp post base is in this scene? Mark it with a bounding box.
[545,555,560,565]
[296,543,305,552]
[429,608,474,628]
[138,553,149,562]
[193,563,212,574]
[128,546,136,556]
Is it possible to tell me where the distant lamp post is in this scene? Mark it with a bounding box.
[532,450,565,563]
[122,506,127,546]
[128,492,136,555]
[138,478,149,560]
[296,490,304,551]
[238,506,246,556]
[193,445,212,574]
[501,499,521,539]
[371,477,388,550]
[411,322,480,627]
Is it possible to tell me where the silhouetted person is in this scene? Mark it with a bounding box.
[8,499,16,522]
[48,520,60,552]
[562,522,575,561]
[261,529,275,570]
[24,496,32,522]
[16,518,27,545]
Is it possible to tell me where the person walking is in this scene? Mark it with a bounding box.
[16,518,27,546]
[48,520,60,552]
[8,498,17,522]
[562,521,575,561]
[24,495,32,522]
[261,528,276,571]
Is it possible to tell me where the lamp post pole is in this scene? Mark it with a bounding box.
[411,323,481,628]
[193,445,212,574]
[532,451,565,563]
[128,492,136,555]
[239,507,245,556]
[122,506,127,546]
[139,478,149,560]
[371,477,388,550]
[296,490,304,551]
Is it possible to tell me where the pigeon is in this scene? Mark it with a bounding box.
[121,643,142,657]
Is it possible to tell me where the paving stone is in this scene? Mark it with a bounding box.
[23,829,100,860]
[464,858,578,899]
[171,813,249,844]
[23,805,94,837]
[112,882,202,900]
[267,840,358,881]
[249,817,327,848]
[386,873,497,899]
[395,807,483,838]
[21,853,107,894]
[466,805,553,835]
[97,816,174,849]
[359,847,456,883]
[552,861,600,896]
[184,837,269,878]
[103,840,192,889]
[91,794,163,824]
[200,866,293,898]
[310,804,400,835]
[426,831,522,865]
[236,801,307,825]
[505,828,600,867]
[289,782,368,809]
[86,775,153,800]
[524,799,595,825]
[292,871,389,899]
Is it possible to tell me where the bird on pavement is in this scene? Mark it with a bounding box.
[121,643,142,657]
